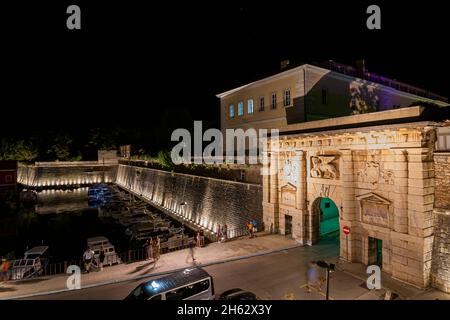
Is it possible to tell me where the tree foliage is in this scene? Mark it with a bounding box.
[47,133,73,161]
[0,138,39,162]
[157,149,174,169]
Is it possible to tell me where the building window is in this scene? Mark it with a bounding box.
[229,104,235,118]
[5,175,13,183]
[259,96,265,111]
[238,101,244,116]
[271,92,277,109]
[322,88,328,105]
[247,98,254,114]
[283,89,291,107]
[436,133,450,151]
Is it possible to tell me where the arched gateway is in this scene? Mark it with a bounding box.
[262,122,437,288]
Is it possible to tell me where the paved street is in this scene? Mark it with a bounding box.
[5,235,450,300]
[24,238,377,300]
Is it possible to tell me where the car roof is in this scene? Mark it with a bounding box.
[87,236,109,242]
[140,268,211,296]
[220,288,245,296]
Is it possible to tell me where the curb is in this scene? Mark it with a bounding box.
[2,243,302,300]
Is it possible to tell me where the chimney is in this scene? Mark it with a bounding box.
[355,59,366,78]
[280,59,290,70]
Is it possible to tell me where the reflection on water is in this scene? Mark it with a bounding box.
[35,188,90,214]
[0,188,131,263]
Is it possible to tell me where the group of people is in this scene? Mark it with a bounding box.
[144,237,161,265]
[247,219,258,238]
[216,224,228,243]
[82,246,106,273]
[0,258,11,281]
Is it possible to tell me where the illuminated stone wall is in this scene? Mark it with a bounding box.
[116,165,262,236]
[431,209,450,293]
[434,154,450,209]
[263,122,437,288]
[18,162,117,187]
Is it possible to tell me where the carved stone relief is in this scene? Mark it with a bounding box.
[310,156,339,179]
[357,161,394,186]
[282,156,299,186]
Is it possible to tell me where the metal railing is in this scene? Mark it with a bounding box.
[319,60,448,102]
[7,236,205,280]
[225,227,251,239]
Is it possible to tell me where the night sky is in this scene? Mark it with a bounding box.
[3,1,450,147]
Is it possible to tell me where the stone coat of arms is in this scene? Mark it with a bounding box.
[357,161,394,186]
[364,161,380,185]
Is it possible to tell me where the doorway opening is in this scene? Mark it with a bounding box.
[285,215,292,237]
[319,198,340,239]
[368,237,383,268]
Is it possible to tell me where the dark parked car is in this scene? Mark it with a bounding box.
[218,288,258,300]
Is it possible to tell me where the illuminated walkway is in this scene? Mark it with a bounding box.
[2,234,449,300]
[0,233,300,299]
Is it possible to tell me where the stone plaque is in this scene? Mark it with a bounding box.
[280,183,297,208]
[361,201,389,227]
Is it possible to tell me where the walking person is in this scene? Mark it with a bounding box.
[0,258,11,282]
[217,224,222,243]
[186,238,196,264]
[0,259,5,282]
[83,247,94,273]
[252,219,258,233]
[146,238,154,261]
[98,246,106,271]
[306,261,321,293]
[153,237,161,268]
[223,224,228,242]
[247,221,254,238]
[196,231,202,248]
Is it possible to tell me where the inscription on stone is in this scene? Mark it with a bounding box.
[361,201,389,227]
[280,184,297,208]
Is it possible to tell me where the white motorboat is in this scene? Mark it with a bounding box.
[87,236,122,267]
[11,246,49,280]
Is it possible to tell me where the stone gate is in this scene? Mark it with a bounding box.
[262,121,437,288]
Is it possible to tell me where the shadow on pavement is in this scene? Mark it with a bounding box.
[8,278,51,285]
[127,261,154,275]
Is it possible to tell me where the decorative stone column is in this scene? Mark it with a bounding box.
[269,152,279,204]
[262,151,270,204]
[340,149,357,261]
[392,149,408,234]
[262,151,279,233]
[294,150,307,243]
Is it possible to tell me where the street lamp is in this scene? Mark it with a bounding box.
[316,260,335,300]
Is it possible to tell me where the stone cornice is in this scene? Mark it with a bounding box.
[268,122,437,150]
